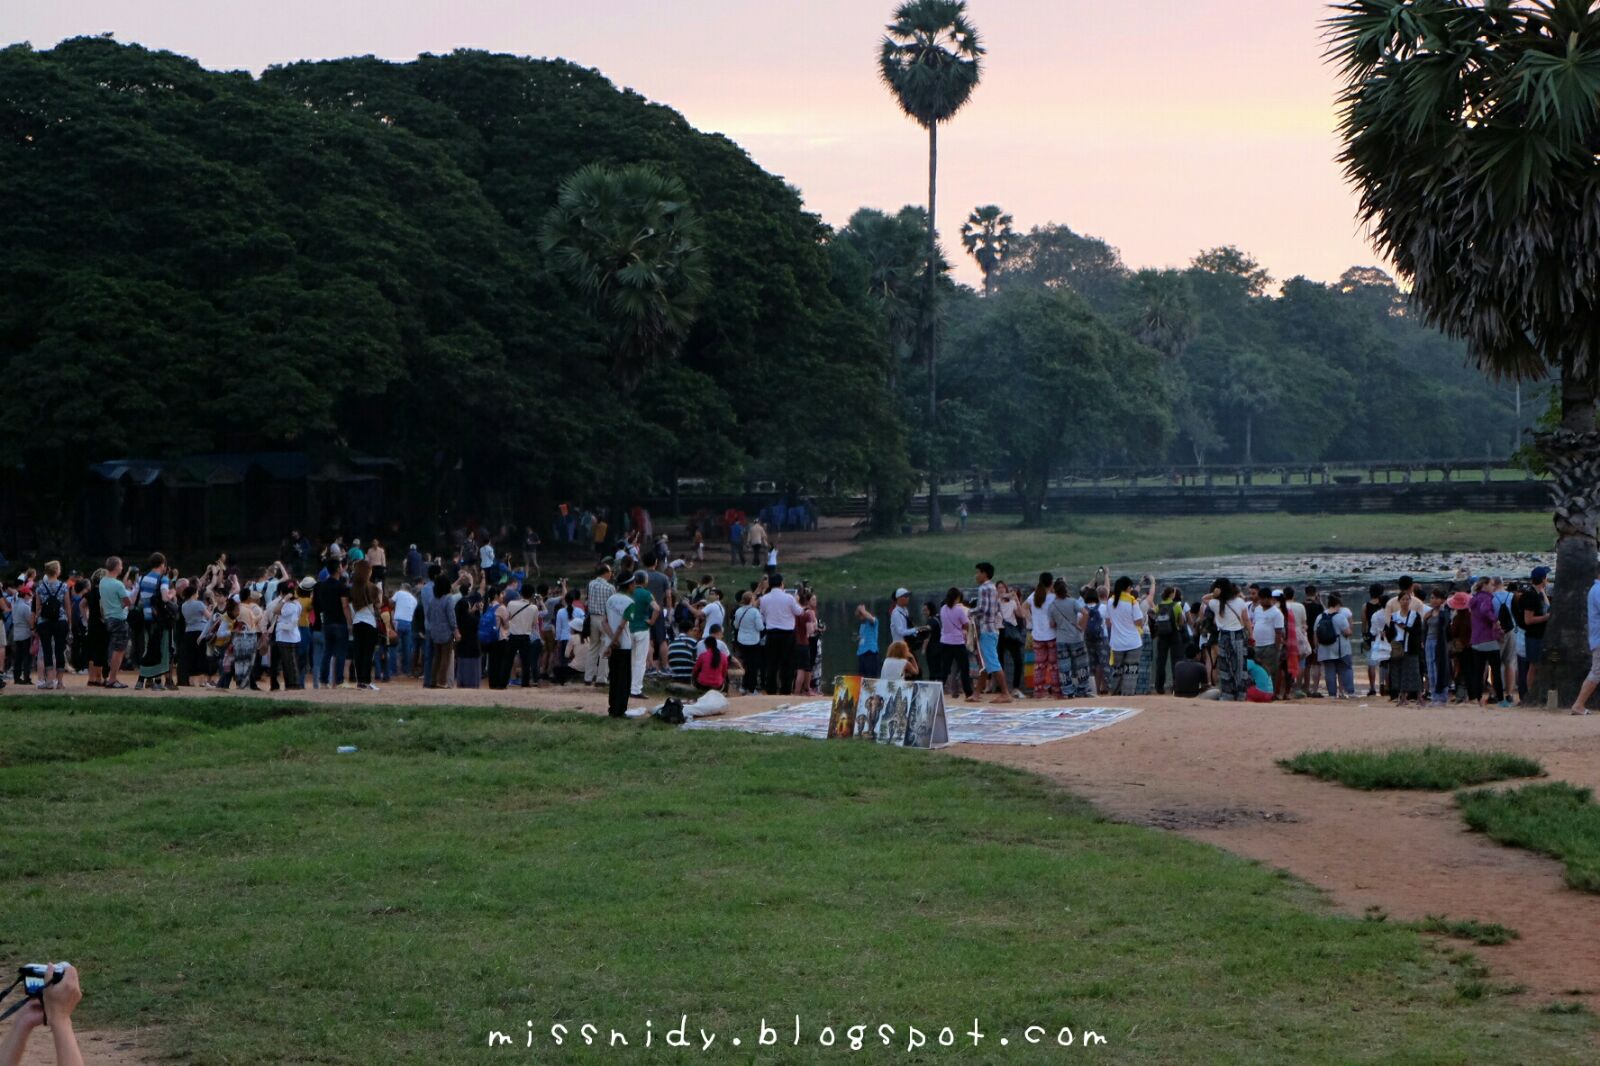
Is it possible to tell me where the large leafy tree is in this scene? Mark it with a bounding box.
[945,287,1170,525]
[879,0,984,532]
[959,204,1015,296]
[539,162,709,394]
[990,223,1132,313]
[268,50,898,504]
[1328,0,1600,703]
[0,37,541,542]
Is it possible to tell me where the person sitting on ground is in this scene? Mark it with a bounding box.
[667,621,701,685]
[691,624,737,693]
[1245,653,1276,703]
[879,639,921,683]
[0,961,85,1066]
[1172,644,1209,699]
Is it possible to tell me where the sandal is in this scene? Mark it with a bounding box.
[105,681,129,689]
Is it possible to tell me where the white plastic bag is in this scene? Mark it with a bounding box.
[685,690,729,718]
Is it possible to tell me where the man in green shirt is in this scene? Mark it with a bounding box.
[625,572,658,698]
[99,555,133,688]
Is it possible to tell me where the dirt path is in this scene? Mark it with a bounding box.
[970,696,1600,1008]
[11,679,1600,1008]
[6,1026,154,1065]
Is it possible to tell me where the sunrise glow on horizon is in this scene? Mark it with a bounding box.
[8,0,1378,289]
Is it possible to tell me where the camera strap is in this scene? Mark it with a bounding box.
[0,975,26,1022]
[0,967,63,1023]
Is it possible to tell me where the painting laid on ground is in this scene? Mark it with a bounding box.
[826,676,950,749]
[686,702,1140,747]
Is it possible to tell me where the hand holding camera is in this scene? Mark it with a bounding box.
[0,961,82,1066]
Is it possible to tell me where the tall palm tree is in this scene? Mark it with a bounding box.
[1132,268,1199,361]
[960,204,1015,296]
[1328,0,1600,705]
[880,0,984,532]
[539,162,709,395]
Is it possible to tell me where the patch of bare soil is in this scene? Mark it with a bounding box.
[8,1025,156,1065]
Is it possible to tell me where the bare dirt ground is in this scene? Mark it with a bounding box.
[7,1025,155,1065]
[11,676,1600,1013]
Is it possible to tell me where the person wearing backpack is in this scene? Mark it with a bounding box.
[1314,593,1355,698]
[31,560,70,690]
[1151,586,1184,695]
[483,585,511,689]
[1080,586,1106,696]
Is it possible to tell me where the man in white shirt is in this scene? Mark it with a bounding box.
[478,539,496,572]
[1251,587,1286,683]
[889,588,917,649]
[758,574,805,694]
[603,581,636,717]
[699,588,726,636]
[391,581,418,680]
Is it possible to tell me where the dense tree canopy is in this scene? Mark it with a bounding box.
[0,36,1546,550]
[0,38,899,530]
[989,226,1539,466]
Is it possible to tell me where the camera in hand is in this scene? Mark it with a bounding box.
[0,961,69,1022]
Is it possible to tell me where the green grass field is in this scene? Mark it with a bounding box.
[805,511,1553,596]
[0,697,1593,1063]
[1458,783,1600,894]
[1279,746,1545,792]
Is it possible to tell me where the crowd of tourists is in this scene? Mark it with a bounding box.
[882,563,1599,716]
[3,523,1597,718]
[0,518,833,713]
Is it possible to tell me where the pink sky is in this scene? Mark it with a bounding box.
[9,0,1378,289]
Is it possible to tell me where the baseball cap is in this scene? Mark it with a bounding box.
[1531,566,1550,582]
[894,587,910,599]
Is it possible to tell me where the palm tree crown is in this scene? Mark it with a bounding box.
[960,204,1015,295]
[878,0,985,127]
[539,162,709,392]
[1327,0,1600,387]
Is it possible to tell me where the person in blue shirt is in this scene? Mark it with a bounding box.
[855,604,880,679]
[1574,575,1600,716]
[1246,654,1276,703]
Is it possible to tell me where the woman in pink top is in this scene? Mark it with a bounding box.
[938,587,974,699]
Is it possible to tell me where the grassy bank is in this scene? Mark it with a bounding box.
[0,697,1592,1063]
[801,510,1552,596]
[1279,746,1545,791]
[1458,783,1600,894]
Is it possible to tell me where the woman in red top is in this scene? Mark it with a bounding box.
[693,624,738,692]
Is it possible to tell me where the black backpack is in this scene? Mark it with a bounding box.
[37,580,66,624]
[656,697,686,725]
[1315,611,1338,647]
[1154,602,1178,638]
